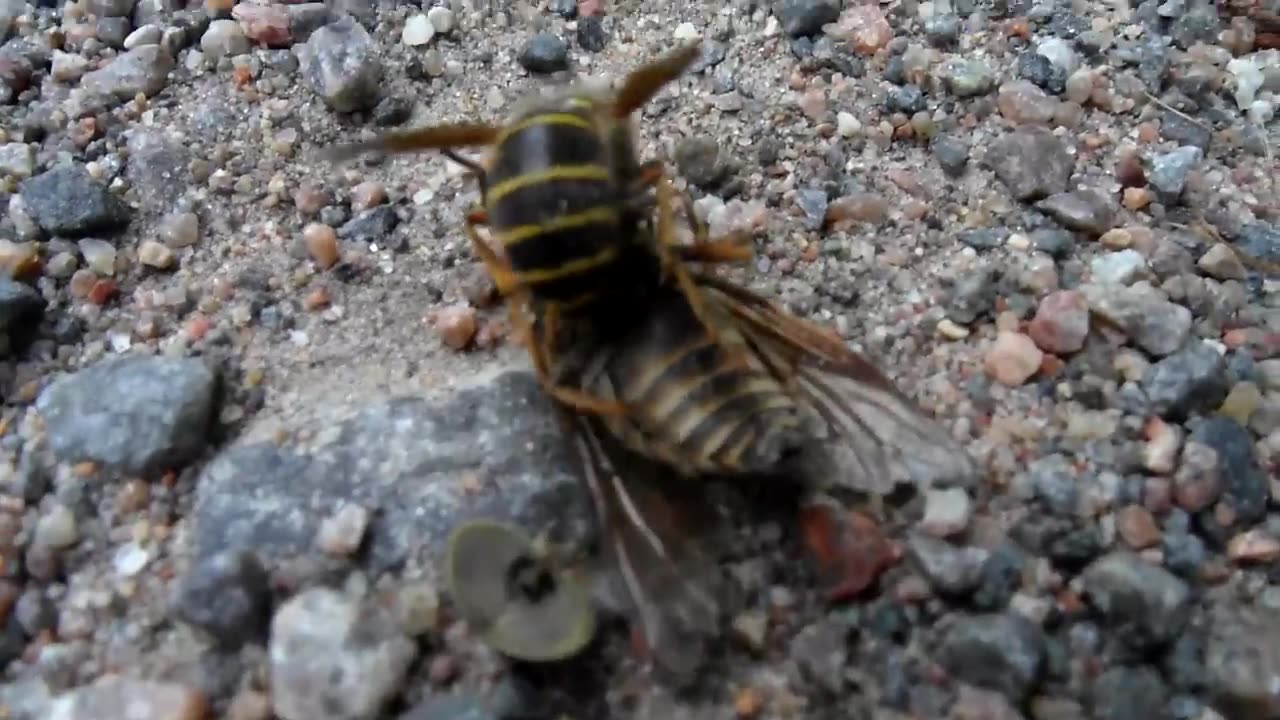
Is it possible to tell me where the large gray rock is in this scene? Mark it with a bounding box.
[193,369,590,577]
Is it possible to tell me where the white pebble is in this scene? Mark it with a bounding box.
[1247,99,1274,126]
[426,6,454,34]
[402,14,434,46]
[200,19,250,60]
[1035,37,1079,76]
[1227,57,1264,110]
[158,212,200,248]
[34,504,78,550]
[674,22,699,40]
[837,111,861,138]
[51,50,90,83]
[113,541,151,577]
[123,23,162,49]
[184,50,208,73]
[78,238,117,276]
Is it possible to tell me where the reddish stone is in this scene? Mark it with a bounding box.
[232,4,292,47]
[1027,289,1090,355]
[87,279,116,305]
[799,496,896,602]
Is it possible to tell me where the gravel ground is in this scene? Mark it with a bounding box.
[1,0,1279,718]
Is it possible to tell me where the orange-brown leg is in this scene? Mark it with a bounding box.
[463,208,521,298]
[628,161,754,266]
[529,305,629,416]
[464,212,624,415]
[652,173,741,354]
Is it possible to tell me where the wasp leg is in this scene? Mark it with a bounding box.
[532,303,630,416]
[628,161,753,268]
[443,149,490,202]
[676,237,754,265]
[465,212,627,416]
[463,210,518,298]
[652,173,737,353]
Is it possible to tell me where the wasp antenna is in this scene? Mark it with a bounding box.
[611,40,704,118]
[319,140,384,165]
[377,123,503,152]
[322,123,502,164]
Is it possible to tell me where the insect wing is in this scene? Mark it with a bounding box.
[557,406,723,684]
[690,271,981,494]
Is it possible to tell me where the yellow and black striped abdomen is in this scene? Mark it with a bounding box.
[585,286,808,476]
[485,110,622,304]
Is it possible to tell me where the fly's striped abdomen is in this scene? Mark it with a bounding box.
[587,286,807,476]
[484,108,623,305]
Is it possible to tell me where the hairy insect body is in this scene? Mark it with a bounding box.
[555,280,811,478]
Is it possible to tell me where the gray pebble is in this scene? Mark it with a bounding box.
[1142,342,1228,420]
[172,549,272,649]
[1035,189,1117,236]
[774,0,839,38]
[985,127,1073,202]
[339,206,400,244]
[931,133,969,177]
[297,15,383,112]
[269,587,417,720]
[907,536,987,597]
[576,16,607,53]
[1147,146,1202,205]
[795,188,828,230]
[35,354,218,476]
[80,44,175,101]
[18,164,131,238]
[1090,666,1171,720]
[1081,551,1191,651]
[518,33,569,74]
[936,612,1047,703]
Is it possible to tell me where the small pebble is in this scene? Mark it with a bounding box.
[919,487,973,537]
[731,610,769,654]
[1142,417,1182,474]
[350,181,386,211]
[426,6,454,34]
[837,111,860,137]
[1027,290,1089,355]
[317,503,370,557]
[159,212,200,248]
[1226,529,1280,564]
[1115,505,1161,549]
[1197,245,1246,281]
[434,304,477,350]
[138,240,176,269]
[303,223,340,269]
[674,22,700,40]
[985,331,1044,386]
[402,14,434,46]
[937,318,971,340]
[34,504,79,550]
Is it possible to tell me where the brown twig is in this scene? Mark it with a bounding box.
[1143,91,1213,133]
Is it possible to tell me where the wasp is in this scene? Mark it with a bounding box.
[531,204,981,681]
[324,40,746,418]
